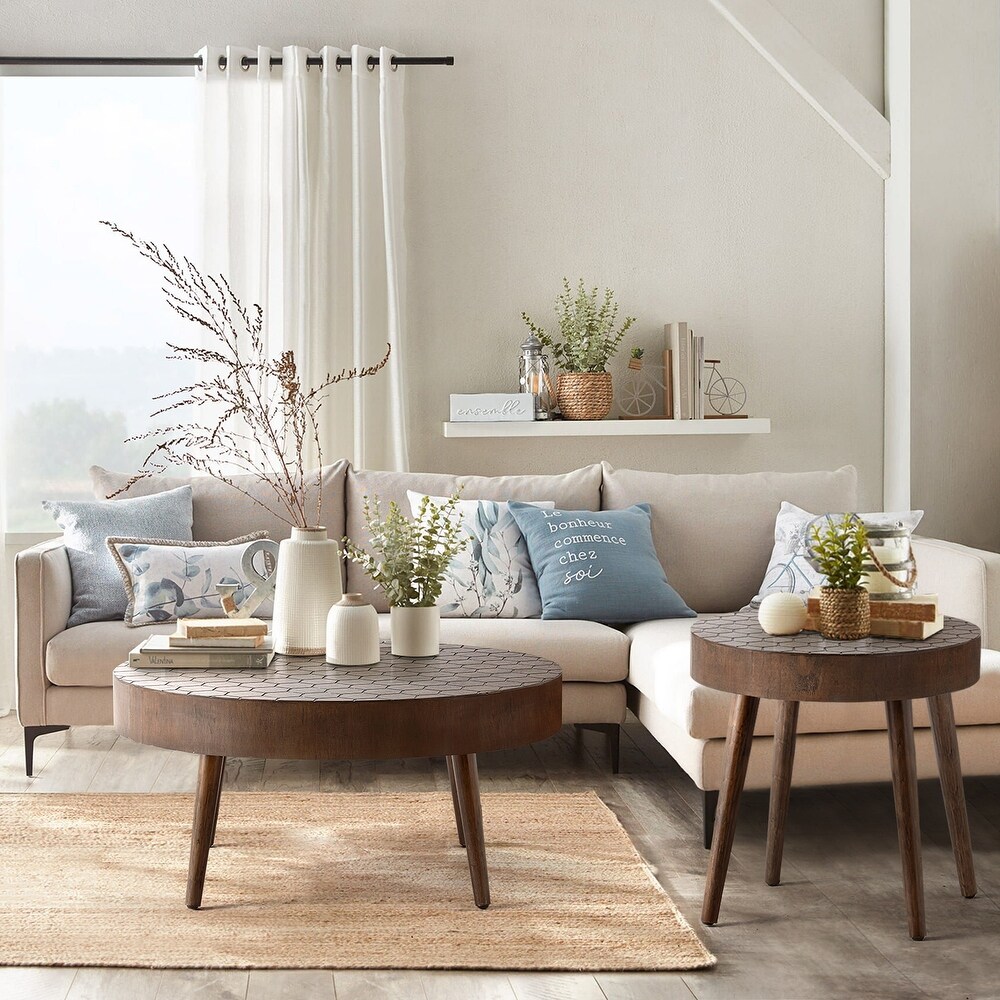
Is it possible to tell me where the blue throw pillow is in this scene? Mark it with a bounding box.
[43,486,194,627]
[508,502,695,623]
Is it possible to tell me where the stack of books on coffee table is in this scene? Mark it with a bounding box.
[803,590,943,639]
[129,618,274,668]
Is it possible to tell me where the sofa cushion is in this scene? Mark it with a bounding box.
[46,621,176,687]
[758,502,923,599]
[45,615,628,687]
[43,487,194,628]
[90,462,349,546]
[107,533,273,626]
[346,464,603,611]
[406,493,552,618]
[375,616,629,682]
[626,617,1000,737]
[508,502,695,623]
[601,463,858,613]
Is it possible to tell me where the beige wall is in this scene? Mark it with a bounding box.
[911,0,1000,549]
[3,0,886,509]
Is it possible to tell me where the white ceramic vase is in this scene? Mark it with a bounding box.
[390,605,440,657]
[757,593,808,636]
[326,593,380,666]
[271,526,343,656]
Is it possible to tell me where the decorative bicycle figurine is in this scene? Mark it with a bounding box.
[619,352,747,418]
[703,359,746,415]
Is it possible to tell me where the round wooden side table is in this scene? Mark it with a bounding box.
[113,644,562,911]
[691,613,981,940]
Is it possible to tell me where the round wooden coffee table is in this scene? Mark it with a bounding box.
[691,613,981,940]
[113,644,562,911]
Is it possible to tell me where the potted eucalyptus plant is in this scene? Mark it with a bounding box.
[521,278,635,420]
[808,514,871,640]
[343,493,466,657]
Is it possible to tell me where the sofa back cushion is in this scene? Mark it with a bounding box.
[345,465,602,611]
[90,462,349,546]
[600,463,858,613]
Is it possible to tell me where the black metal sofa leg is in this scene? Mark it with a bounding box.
[24,725,69,776]
[703,789,719,849]
[573,723,621,773]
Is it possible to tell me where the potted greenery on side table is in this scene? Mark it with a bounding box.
[809,514,871,640]
[344,494,466,657]
[522,278,635,420]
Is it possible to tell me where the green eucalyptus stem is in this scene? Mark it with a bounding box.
[522,278,635,373]
[342,492,467,608]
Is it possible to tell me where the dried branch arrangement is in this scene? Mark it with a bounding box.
[101,221,389,529]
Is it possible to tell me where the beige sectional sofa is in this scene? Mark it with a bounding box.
[16,461,1000,845]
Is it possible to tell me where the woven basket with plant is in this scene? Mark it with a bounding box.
[808,514,871,640]
[521,279,635,420]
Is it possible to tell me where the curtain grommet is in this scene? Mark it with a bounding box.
[390,56,399,72]
[367,54,377,72]
[218,55,228,71]
[335,55,344,72]
[240,55,251,71]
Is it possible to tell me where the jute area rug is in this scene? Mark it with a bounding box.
[0,790,714,971]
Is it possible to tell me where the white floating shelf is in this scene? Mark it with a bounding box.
[443,418,771,438]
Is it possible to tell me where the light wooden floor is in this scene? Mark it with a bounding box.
[1,711,999,1000]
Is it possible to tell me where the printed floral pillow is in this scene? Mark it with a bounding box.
[406,493,553,618]
[757,502,924,600]
[107,532,273,627]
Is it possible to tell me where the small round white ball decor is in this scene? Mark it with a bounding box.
[757,593,807,635]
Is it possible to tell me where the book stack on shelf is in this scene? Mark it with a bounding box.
[803,589,943,639]
[665,321,705,420]
[128,618,274,669]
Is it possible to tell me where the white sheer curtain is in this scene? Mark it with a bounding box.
[197,43,410,471]
[0,442,10,718]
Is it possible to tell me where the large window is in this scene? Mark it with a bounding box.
[1,76,197,531]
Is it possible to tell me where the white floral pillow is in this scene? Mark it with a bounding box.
[757,502,924,600]
[406,492,553,618]
[107,532,274,627]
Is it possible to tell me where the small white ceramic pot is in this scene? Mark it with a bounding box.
[390,605,440,657]
[326,593,380,666]
[757,593,807,636]
[271,526,344,656]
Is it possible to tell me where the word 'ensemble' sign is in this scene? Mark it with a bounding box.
[450,393,535,421]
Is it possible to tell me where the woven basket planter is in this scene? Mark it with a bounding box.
[819,587,871,640]
[557,372,613,421]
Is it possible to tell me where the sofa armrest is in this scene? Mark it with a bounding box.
[912,535,1000,648]
[14,538,72,727]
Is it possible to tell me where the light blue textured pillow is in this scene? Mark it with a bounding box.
[43,486,194,627]
[508,502,695,623]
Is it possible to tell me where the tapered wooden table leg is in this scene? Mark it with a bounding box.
[209,756,226,848]
[765,700,799,887]
[445,755,466,847]
[702,694,759,925]
[885,700,926,940]
[928,693,977,898]
[186,754,225,910]
[452,753,490,908]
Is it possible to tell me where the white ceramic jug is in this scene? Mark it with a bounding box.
[326,593,380,666]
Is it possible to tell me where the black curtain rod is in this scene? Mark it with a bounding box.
[0,55,454,70]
